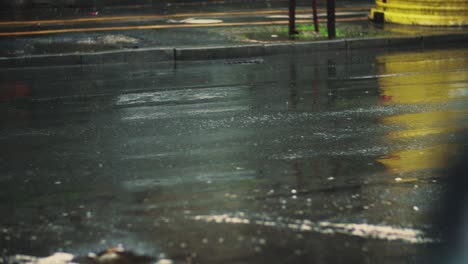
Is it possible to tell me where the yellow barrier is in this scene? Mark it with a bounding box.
[370,0,468,26]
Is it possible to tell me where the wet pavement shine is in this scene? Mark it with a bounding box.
[0,46,467,263]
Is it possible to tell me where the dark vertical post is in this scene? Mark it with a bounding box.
[289,0,297,35]
[326,0,336,39]
[312,0,319,33]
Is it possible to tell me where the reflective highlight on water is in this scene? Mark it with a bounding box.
[192,214,433,244]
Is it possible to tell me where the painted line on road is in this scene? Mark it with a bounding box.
[0,17,368,37]
[266,11,369,19]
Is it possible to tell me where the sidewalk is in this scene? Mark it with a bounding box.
[0,5,467,67]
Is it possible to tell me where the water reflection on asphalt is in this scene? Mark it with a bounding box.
[0,46,467,264]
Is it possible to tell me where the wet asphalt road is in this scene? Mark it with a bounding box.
[0,46,468,263]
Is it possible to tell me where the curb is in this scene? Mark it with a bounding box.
[0,33,467,68]
[0,48,174,68]
[175,45,264,61]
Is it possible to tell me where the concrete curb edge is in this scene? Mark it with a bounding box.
[0,33,467,68]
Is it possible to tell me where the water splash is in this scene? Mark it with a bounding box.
[9,246,158,264]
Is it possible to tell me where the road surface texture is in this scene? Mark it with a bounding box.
[0,44,467,263]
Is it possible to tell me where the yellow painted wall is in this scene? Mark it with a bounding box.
[370,0,468,26]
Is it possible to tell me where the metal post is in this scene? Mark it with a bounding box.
[326,0,336,39]
[312,0,319,33]
[289,0,297,35]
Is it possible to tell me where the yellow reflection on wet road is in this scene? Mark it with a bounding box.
[382,110,465,139]
[377,50,468,105]
[378,144,456,173]
[376,49,468,173]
